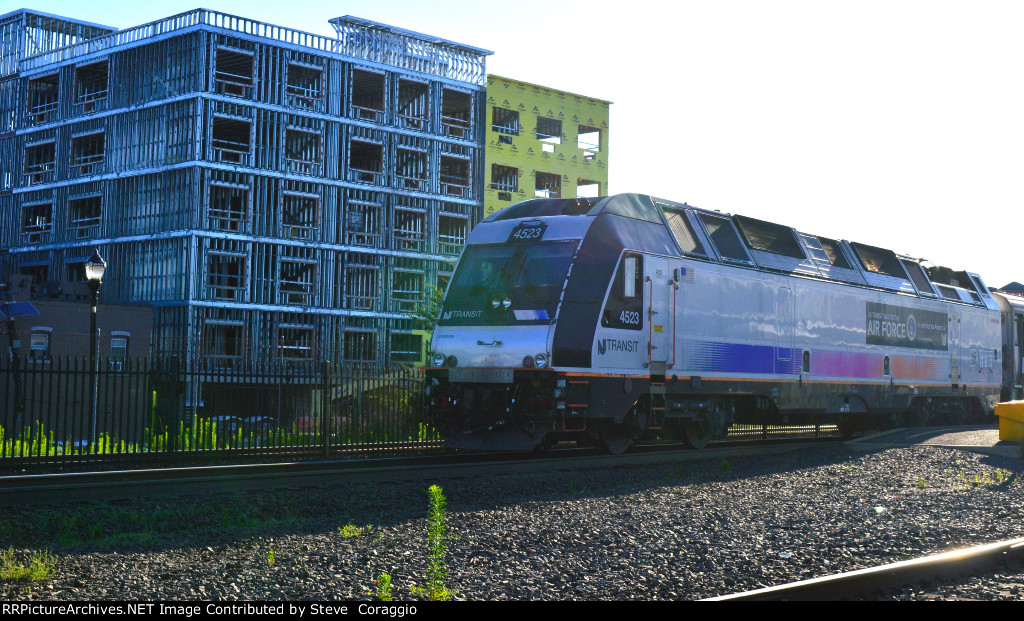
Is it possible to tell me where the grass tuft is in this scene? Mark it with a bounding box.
[0,548,55,583]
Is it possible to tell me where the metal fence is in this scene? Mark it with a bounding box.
[0,355,434,466]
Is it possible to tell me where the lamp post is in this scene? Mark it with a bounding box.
[85,249,106,448]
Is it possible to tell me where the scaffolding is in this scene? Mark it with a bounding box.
[0,9,490,368]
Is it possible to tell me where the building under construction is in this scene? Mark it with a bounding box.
[484,75,610,218]
[0,9,491,371]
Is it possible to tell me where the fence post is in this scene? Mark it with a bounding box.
[321,360,331,458]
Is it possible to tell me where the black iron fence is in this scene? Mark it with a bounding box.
[0,355,435,466]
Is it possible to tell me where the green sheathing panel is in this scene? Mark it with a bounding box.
[484,75,610,218]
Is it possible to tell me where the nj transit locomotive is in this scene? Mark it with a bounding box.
[424,194,1024,453]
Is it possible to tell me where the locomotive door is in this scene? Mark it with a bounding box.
[949,312,961,385]
[647,256,671,367]
[1015,314,1024,399]
[775,286,794,372]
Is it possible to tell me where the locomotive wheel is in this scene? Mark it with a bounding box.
[906,402,934,427]
[598,419,634,454]
[683,419,713,450]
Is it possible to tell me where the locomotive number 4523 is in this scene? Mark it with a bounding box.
[508,222,546,242]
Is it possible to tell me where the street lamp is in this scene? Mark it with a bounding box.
[86,248,106,448]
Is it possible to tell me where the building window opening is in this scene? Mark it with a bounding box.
[397,79,430,130]
[214,48,255,98]
[74,61,108,110]
[203,322,243,368]
[441,88,472,138]
[577,124,601,159]
[392,270,424,313]
[27,74,59,123]
[209,184,248,232]
[284,128,322,173]
[576,178,600,198]
[438,214,468,256]
[390,332,423,364]
[282,192,319,239]
[343,330,377,362]
[395,148,427,190]
[345,262,380,311]
[207,253,246,301]
[69,195,102,239]
[278,325,315,360]
[535,171,561,199]
[345,201,384,247]
[348,140,383,183]
[491,164,518,193]
[24,141,56,184]
[440,156,470,198]
[286,63,323,109]
[21,202,53,244]
[70,131,105,176]
[65,259,87,284]
[537,116,562,153]
[211,116,252,163]
[393,207,426,251]
[18,264,49,294]
[351,69,385,122]
[492,107,520,135]
[279,260,316,306]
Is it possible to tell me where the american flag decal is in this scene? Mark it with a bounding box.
[678,267,695,284]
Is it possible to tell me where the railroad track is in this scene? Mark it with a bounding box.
[0,433,842,506]
[707,537,1024,600]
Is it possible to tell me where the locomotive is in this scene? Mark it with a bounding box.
[424,194,1024,453]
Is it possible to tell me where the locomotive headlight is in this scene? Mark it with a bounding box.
[502,296,512,308]
[534,353,549,368]
[446,355,458,367]
[431,353,446,367]
[490,297,501,309]
[522,355,534,368]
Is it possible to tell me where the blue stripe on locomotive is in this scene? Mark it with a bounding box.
[683,341,801,375]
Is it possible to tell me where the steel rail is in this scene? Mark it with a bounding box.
[706,537,1024,600]
[0,439,830,506]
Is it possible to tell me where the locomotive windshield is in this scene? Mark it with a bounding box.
[439,241,576,326]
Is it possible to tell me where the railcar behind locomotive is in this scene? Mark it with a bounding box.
[424,194,1023,453]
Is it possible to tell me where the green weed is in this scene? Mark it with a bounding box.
[425,484,451,601]
[0,548,55,583]
[375,572,393,602]
[338,524,371,538]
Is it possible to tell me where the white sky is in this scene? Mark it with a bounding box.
[14,0,1024,289]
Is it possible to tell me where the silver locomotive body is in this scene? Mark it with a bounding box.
[426,194,1010,452]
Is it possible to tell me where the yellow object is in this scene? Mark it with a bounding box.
[995,401,1024,442]
[484,75,611,218]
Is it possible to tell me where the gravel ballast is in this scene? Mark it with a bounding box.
[1,444,1021,601]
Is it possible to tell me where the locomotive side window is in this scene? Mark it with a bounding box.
[851,243,906,278]
[734,215,804,259]
[815,237,852,269]
[662,208,705,256]
[601,253,643,330]
[698,213,750,263]
[900,258,938,296]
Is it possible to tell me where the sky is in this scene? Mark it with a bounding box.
[12,0,1024,289]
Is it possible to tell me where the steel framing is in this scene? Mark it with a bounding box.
[0,9,491,368]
